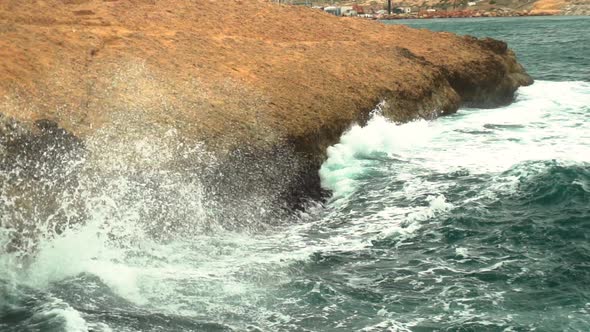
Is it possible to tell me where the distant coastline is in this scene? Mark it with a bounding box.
[375,9,556,19]
[303,1,589,20]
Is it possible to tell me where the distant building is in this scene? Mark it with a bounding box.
[395,6,412,13]
[426,8,437,12]
[352,4,365,14]
[324,6,341,16]
[468,1,477,5]
[340,6,358,16]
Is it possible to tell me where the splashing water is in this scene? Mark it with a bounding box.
[1,79,587,331]
[2,17,590,332]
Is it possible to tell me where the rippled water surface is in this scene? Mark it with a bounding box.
[1,17,590,332]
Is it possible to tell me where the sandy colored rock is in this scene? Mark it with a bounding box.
[531,0,590,14]
[531,0,568,13]
[0,0,532,204]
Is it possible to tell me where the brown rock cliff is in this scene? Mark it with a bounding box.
[0,0,532,207]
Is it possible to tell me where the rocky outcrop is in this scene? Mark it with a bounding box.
[531,0,590,14]
[0,0,532,209]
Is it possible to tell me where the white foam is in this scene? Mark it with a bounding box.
[359,319,413,332]
[0,80,588,330]
[32,299,89,332]
[320,116,436,198]
[321,80,590,200]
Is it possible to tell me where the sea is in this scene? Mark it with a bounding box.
[1,16,589,332]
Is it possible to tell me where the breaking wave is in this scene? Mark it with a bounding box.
[1,77,589,331]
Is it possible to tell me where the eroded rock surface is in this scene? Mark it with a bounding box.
[0,0,532,207]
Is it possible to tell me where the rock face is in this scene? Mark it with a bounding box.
[0,0,532,208]
[531,0,590,14]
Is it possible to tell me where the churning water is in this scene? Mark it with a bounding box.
[1,16,589,332]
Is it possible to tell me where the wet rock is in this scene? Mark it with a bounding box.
[0,115,85,253]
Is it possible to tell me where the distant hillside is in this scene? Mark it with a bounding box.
[531,0,590,14]
[306,0,590,14]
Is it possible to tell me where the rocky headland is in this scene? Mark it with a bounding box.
[0,0,532,218]
[531,0,590,14]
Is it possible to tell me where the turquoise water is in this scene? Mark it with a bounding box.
[1,17,590,331]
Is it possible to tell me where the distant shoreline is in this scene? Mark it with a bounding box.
[310,2,589,20]
[377,13,590,21]
[378,15,589,23]
[369,10,560,20]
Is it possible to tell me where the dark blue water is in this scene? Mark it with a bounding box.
[1,16,589,332]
